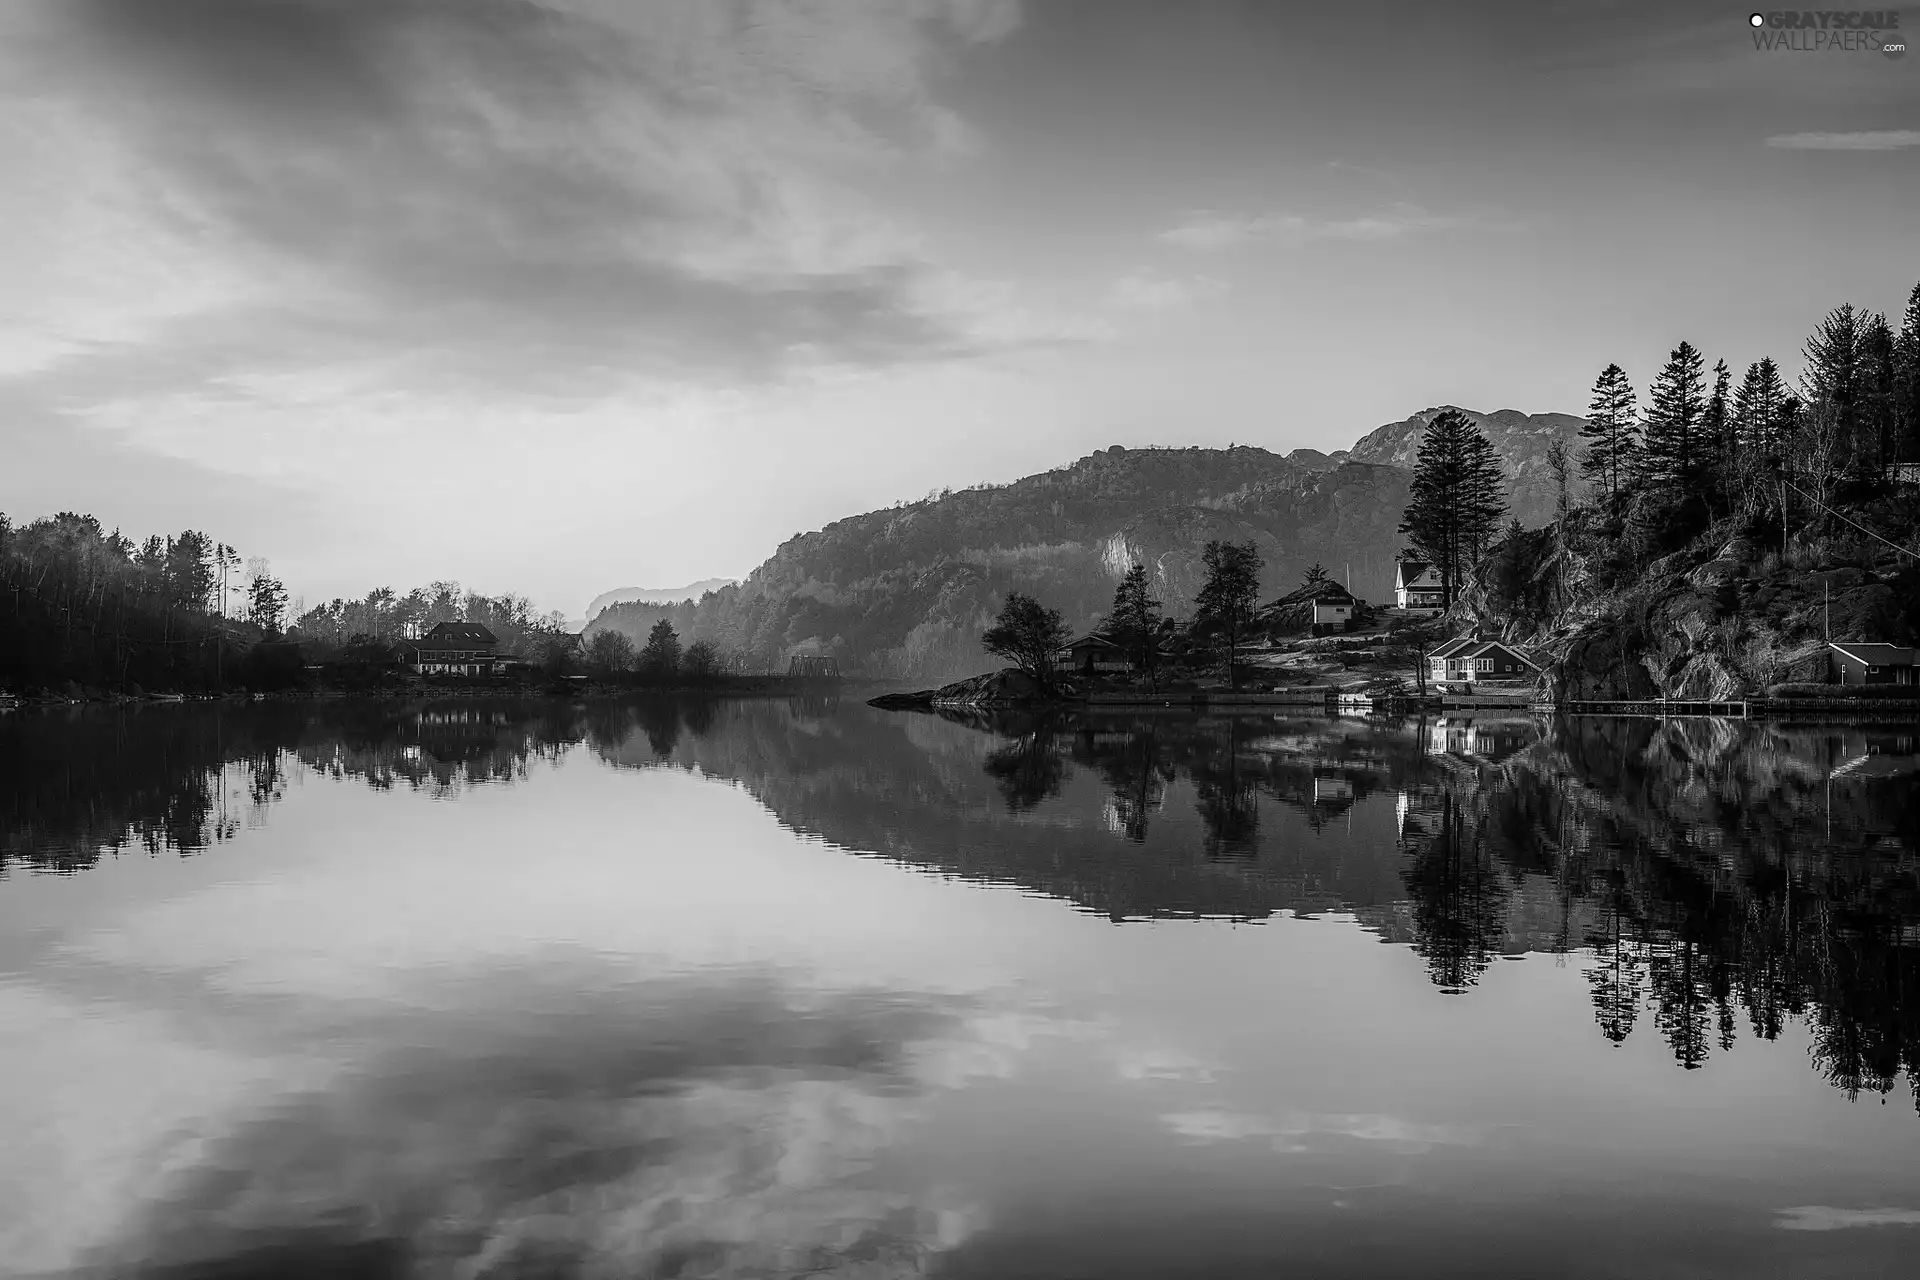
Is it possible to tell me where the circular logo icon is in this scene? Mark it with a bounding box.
[1883,31,1908,60]
[1748,12,1765,27]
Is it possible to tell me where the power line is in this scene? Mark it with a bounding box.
[1781,478,1919,563]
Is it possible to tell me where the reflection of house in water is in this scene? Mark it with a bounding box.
[1311,775,1353,804]
[1425,717,1538,765]
[406,707,513,764]
[1828,730,1920,781]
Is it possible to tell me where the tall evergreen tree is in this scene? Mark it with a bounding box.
[1704,358,1733,498]
[1799,303,1865,475]
[1858,310,1897,483]
[1895,280,1920,467]
[1732,357,1788,455]
[1192,540,1263,690]
[1106,564,1163,689]
[640,619,682,675]
[1578,364,1639,502]
[1399,409,1507,606]
[1635,341,1709,494]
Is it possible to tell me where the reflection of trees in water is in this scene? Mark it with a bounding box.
[1188,719,1260,859]
[1406,716,1920,1107]
[1,701,590,872]
[1400,792,1508,993]
[981,727,1067,812]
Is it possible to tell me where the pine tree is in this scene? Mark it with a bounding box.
[1635,341,1708,494]
[1799,303,1865,475]
[1895,280,1920,467]
[1399,409,1508,606]
[1732,358,1788,455]
[1858,310,1896,483]
[1192,540,1262,690]
[1106,564,1162,689]
[1578,363,1639,502]
[640,619,681,675]
[1703,358,1732,499]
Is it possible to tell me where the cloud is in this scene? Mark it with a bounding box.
[1108,272,1229,312]
[1158,203,1481,251]
[1774,1206,1920,1231]
[1764,130,1920,151]
[1,0,1046,395]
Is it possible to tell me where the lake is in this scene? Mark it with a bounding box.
[2,697,1918,1279]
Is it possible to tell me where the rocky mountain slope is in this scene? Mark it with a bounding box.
[1453,499,1920,701]
[590,408,1584,680]
[1347,407,1585,525]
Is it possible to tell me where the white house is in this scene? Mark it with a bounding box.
[1428,636,1540,685]
[1394,559,1445,613]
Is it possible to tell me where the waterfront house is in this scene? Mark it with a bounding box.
[1827,641,1917,687]
[1394,559,1445,614]
[1058,632,1136,676]
[1428,636,1540,685]
[397,622,508,677]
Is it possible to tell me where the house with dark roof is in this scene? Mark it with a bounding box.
[1058,631,1136,676]
[1828,641,1916,687]
[1428,635,1541,686]
[1394,559,1445,614]
[397,622,508,677]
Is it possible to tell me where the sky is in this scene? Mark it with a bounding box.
[3,0,1916,618]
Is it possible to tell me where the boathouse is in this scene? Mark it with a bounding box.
[1827,641,1917,687]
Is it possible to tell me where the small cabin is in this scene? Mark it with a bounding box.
[1394,559,1445,614]
[1828,641,1916,687]
[1303,581,1359,628]
[1428,636,1539,685]
[1058,632,1135,676]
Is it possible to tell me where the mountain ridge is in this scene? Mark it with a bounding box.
[587,407,1583,679]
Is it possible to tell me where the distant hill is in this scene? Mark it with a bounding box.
[589,408,1583,680]
[1346,407,1585,524]
[583,579,737,623]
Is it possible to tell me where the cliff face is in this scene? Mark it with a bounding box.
[1455,512,1920,701]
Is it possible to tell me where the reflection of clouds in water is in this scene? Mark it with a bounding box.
[0,983,301,1277]
[1162,1109,1482,1155]
[1114,1047,1218,1085]
[54,979,996,1279]
[1774,1206,1920,1231]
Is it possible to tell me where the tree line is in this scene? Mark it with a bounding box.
[1575,283,1920,562]
[981,538,1271,691]
[0,512,296,692]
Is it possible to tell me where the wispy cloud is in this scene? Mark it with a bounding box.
[1774,1206,1920,1231]
[1765,130,1920,151]
[1108,271,1229,312]
[1158,203,1484,251]
[0,0,1048,392]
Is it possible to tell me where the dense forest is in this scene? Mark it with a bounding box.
[0,510,569,695]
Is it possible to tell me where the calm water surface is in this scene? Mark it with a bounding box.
[2,698,1918,1279]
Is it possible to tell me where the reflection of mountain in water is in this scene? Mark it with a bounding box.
[5,699,1919,1107]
